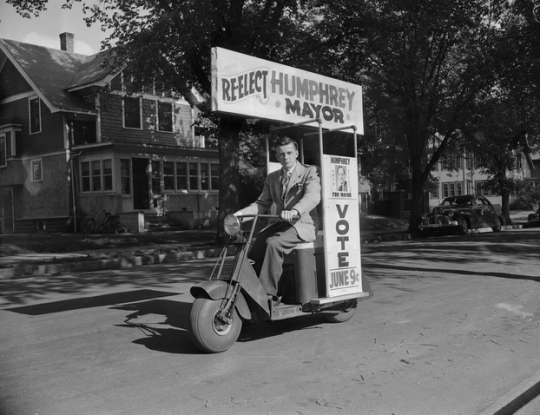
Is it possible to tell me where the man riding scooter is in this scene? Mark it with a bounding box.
[233,136,321,307]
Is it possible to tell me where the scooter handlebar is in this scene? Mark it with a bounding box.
[236,212,299,220]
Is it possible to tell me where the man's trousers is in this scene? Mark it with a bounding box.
[247,221,303,296]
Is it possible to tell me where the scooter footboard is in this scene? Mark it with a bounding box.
[190,281,252,320]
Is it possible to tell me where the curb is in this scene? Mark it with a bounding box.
[1,224,531,279]
[478,368,540,415]
[0,246,235,280]
[361,232,412,244]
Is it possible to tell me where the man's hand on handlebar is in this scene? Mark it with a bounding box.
[280,209,299,223]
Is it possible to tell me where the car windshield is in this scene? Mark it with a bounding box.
[441,196,472,206]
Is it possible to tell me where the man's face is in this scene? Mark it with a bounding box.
[275,143,298,170]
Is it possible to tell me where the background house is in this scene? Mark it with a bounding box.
[369,149,536,218]
[427,151,535,209]
[0,33,219,234]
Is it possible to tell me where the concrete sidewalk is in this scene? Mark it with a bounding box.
[0,211,534,280]
[0,228,414,279]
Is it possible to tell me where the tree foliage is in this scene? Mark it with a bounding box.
[461,0,540,222]
[313,0,510,231]
[8,0,540,233]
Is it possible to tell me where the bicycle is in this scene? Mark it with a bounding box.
[83,209,126,234]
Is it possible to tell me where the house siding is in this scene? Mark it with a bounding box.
[0,58,33,99]
[11,154,70,219]
[99,93,195,147]
[0,98,65,156]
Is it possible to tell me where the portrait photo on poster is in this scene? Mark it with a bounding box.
[334,165,349,192]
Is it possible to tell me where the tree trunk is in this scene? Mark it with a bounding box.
[408,167,426,235]
[501,190,511,225]
[215,115,244,244]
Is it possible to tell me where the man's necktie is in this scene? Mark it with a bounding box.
[281,171,290,201]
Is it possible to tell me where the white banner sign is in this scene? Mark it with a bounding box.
[322,155,363,297]
[211,47,364,134]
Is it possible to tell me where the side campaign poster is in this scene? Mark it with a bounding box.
[322,155,363,297]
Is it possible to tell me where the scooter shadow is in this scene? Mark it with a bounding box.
[111,299,199,355]
[111,299,332,354]
[238,313,330,343]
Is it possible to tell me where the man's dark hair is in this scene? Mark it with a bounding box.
[274,136,298,151]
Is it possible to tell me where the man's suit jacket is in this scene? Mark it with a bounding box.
[238,163,321,242]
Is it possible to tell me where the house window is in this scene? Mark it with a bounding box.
[201,163,209,190]
[151,160,161,193]
[103,159,113,191]
[120,159,131,195]
[0,124,22,157]
[29,97,41,134]
[176,162,188,190]
[200,163,219,190]
[476,181,495,196]
[442,182,464,198]
[466,180,473,194]
[123,97,141,129]
[31,159,43,182]
[5,132,12,157]
[72,120,97,145]
[211,163,219,189]
[163,161,175,190]
[80,159,114,192]
[157,101,173,132]
[143,161,219,192]
[189,163,198,190]
[92,160,102,191]
[81,162,90,191]
[430,187,439,199]
[0,135,5,167]
[441,154,462,171]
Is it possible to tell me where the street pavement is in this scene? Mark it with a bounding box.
[1,229,539,414]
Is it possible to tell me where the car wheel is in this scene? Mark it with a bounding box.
[457,217,468,235]
[492,217,502,232]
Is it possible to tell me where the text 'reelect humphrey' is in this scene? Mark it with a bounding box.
[220,70,357,124]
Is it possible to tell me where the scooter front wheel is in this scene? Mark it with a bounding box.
[189,298,243,353]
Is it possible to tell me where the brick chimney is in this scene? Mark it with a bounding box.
[59,32,74,52]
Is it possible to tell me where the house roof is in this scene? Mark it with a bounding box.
[0,39,112,114]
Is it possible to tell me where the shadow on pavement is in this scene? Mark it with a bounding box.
[113,299,200,354]
[110,298,333,355]
[5,289,177,315]
[0,260,220,306]
[365,263,540,282]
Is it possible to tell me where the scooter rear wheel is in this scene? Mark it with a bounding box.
[324,300,358,323]
[189,298,243,353]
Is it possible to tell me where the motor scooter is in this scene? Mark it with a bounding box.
[189,213,373,353]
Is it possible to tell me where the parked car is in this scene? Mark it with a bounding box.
[419,195,503,235]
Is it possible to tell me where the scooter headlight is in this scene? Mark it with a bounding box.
[224,214,241,236]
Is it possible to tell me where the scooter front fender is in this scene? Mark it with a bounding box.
[190,281,251,321]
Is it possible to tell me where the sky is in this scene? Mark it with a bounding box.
[0,0,109,55]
